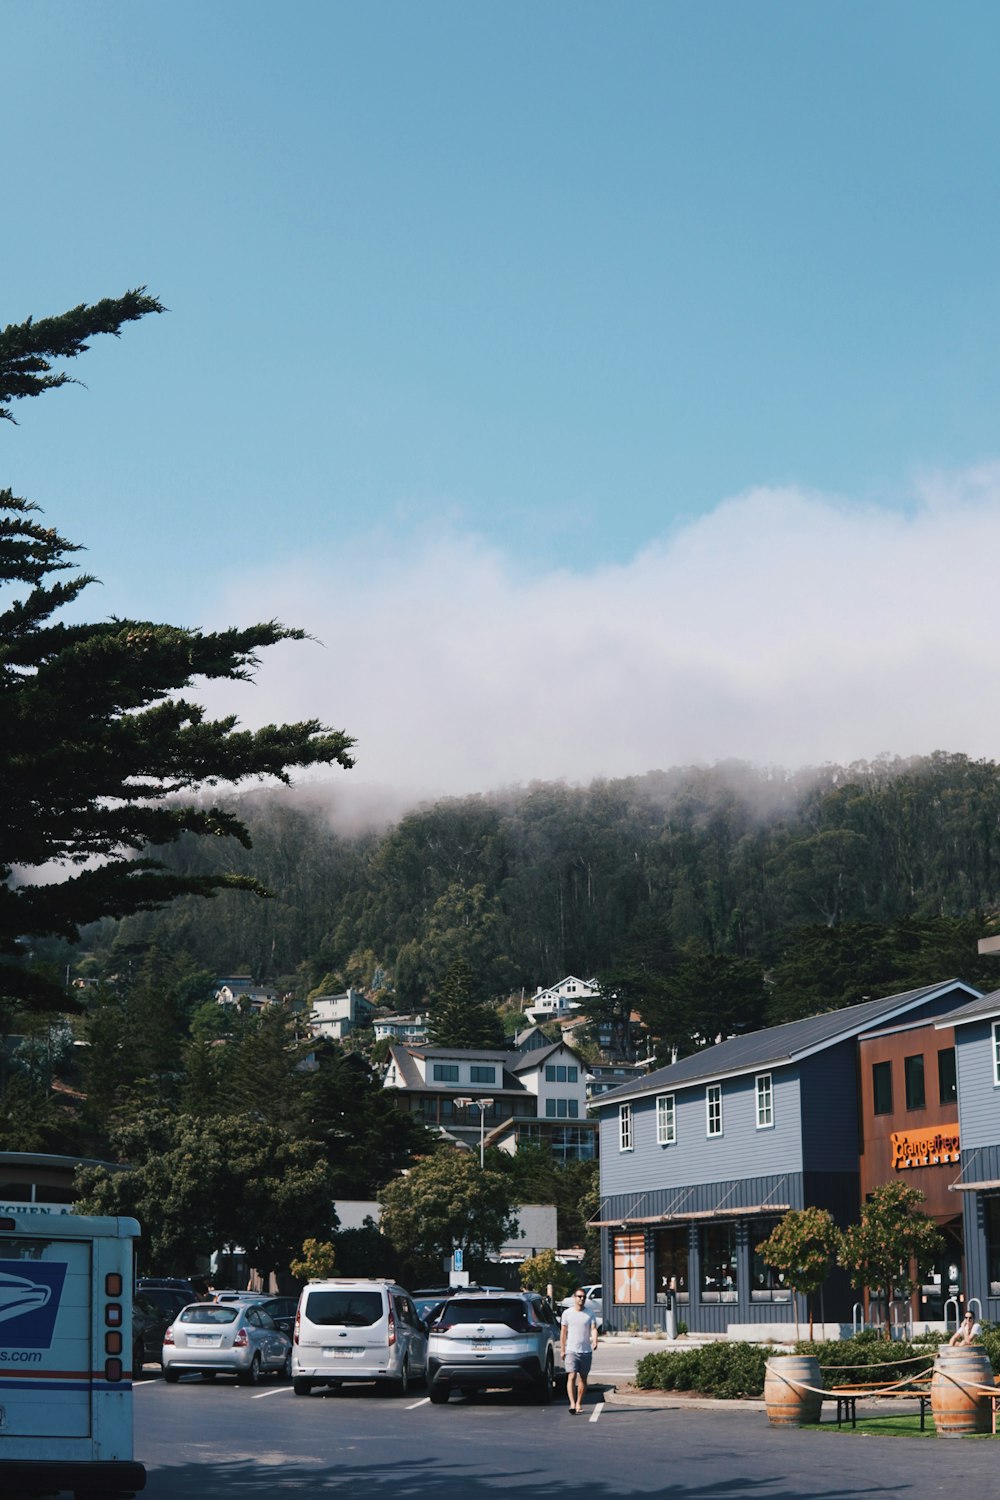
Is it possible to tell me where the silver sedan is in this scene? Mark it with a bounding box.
[162,1301,291,1384]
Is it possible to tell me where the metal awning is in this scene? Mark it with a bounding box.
[949,1179,1000,1192]
[590,1203,791,1228]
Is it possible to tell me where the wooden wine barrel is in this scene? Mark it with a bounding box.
[764,1355,823,1426]
[931,1346,993,1436]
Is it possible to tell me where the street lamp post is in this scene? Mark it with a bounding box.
[454,1096,494,1167]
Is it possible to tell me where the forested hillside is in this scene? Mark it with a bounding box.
[80,751,1000,1023]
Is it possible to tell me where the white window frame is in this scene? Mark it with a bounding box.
[756,1073,774,1130]
[619,1102,633,1152]
[656,1093,676,1146]
[993,1022,1000,1087]
[706,1084,723,1137]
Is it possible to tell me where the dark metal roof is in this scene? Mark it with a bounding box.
[936,987,1000,1029]
[592,980,981,1108]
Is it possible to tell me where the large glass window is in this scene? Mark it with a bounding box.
[470,1065,495,1083]
[937,1047,957,1105]
[545,1063,579,1083]
[654,1227,689,1305]
[613,1233,646,1305]
[433,1063,459,1082]
[987,1198,1000,1296]
[756,1074,773,1129]
[700,1223,738,1302]
[706,1084,723,1137]
[904,1054,925,1110]
[994,1024,1000,1088]
[751,1216,792,1301]
[545,1099,579,1118]
[656,1094,675,1146]
[619,1103,633,1152]
[872,1060,893,1115]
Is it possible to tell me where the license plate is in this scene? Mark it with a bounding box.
[471,1340,491,1351]
[324,1347,362,1357]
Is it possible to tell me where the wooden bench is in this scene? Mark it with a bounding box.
[831,1385,932,1431]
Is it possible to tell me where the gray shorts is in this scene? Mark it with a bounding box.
[565,1349,593,1376]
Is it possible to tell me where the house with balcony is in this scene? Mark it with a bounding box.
[373,1013,429,1045]
[524,975,598,1025]
[383,1036,596,1164]
[591,979,980,1337]
[215,976,279,1011]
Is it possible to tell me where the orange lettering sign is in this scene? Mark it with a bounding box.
[890,1126,960,1170]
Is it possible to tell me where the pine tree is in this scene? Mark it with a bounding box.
[0,291,355,1010]
[427,959,505,1048]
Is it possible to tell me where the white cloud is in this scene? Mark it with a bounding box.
[199,471,1000,799]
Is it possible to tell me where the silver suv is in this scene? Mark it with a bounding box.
[426,1291,563,1404]
[292,1279,428,1397]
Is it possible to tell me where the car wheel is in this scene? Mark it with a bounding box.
[239,1353,262,1386]
[533,1353,554,1405]
[293,1377,313,1396]
[428,1383,450,1405]
[280,1350,292,1381]
[387,1359,409,1398]
[163,1368,180,1384]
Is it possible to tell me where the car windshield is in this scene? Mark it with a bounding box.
[437,1299,529,1331]
[304,1290,384,1327]
[179,1305,239,1324]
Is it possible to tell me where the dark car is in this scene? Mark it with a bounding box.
[136,1285,191,1325]
[133,1293,174,1374]
[213,1292,299,1339]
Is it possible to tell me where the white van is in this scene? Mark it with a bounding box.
[292,1278,427,1397]
[0,1208,145,1499]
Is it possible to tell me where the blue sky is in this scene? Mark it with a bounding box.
[7,2,1000,797]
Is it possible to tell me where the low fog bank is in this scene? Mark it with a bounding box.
[195,469,1000,799]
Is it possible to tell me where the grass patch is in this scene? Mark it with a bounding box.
[804,1414,937,1437]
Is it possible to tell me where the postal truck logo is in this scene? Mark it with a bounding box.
[0,1261,67,1348]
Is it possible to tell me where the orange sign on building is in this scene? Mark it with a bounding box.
[890,1126,960,1170]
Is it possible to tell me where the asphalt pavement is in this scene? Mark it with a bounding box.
[131,1366,1000,1500]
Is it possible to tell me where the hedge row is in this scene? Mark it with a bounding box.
[634,1329,1000,1400]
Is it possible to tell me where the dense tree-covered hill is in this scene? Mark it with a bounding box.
[82,752,1000,1018]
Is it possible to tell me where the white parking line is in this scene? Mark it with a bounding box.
[251,1386,292,1399]
[407,1397,431,1410]
[589,1402,604,1423]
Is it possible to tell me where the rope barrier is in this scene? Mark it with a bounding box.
[817,1354,933,1370]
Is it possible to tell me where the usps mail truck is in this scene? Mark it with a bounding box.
[0,1209,145,1498]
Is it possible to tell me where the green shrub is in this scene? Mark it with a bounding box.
[634,1341,768,1398]
[795,1334,936,1390]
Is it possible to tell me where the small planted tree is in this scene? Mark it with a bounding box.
[520,1249,575,1303]
[290,1239,337,1281]
[755,1207,840,1340]
[838,1181,944,1341]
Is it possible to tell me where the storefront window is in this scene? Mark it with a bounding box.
[751,1217,792,1301]
[937,1047,957,1105]
[700,1223,738,1302]
[613,1233,646,1305]
[654,1226,689,1305]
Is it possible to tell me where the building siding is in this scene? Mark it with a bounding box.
[599,1067,803,1198]
[955,1019,1000,1150]
[800,1043,861,1172]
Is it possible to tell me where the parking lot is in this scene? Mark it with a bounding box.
[133,1351,1000,1500]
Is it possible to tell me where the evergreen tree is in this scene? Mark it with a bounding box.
[427,959,505,1048]
[0,291,355,1011]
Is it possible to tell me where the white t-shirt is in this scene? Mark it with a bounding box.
[561,1306,595,1354]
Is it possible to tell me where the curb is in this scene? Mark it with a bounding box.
[601,1384,765,1412]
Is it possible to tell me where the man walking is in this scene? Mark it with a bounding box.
[560,1287,599,1413]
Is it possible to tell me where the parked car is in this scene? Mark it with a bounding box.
[136,1284,191,1325]
[292,1279,428,1397]
[412,1284,493,1325]
[212,1291,299,1338]
[426,1291,564,1405]
[133,1293,173,1374]
[162,1300,291,1384]
[557,1284,604,1330]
